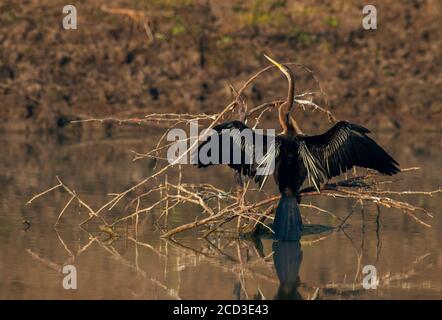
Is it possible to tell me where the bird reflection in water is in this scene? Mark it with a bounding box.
[272,241,303,300]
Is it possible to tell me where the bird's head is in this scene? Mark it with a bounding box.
[264,54,294,83]
[264,54,302,135]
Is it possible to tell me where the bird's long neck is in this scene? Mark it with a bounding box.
[279,70,302,135]
[278,102,289,134]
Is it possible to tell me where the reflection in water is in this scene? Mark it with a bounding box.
[272,241,303,300]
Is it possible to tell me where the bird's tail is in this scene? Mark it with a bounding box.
[273,196,303,241]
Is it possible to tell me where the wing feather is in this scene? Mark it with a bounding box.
[299,121,400,190]
[195,120,278,189]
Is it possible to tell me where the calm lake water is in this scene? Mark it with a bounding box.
[0,129,440,299]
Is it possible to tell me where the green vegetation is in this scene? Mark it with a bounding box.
[325,16,340,28]
[216,36,233,48]
[171,23,186,36]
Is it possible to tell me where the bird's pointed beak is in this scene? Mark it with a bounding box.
[264,54,285,72]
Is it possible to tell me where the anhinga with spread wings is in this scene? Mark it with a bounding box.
[195,55,400,241]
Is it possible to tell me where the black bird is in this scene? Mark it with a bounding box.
[195,55,400,241]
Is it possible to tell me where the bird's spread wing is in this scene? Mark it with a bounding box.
[299,121,400,191]
[195,120,278,189]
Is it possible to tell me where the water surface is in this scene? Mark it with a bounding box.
[0,130,440,299]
